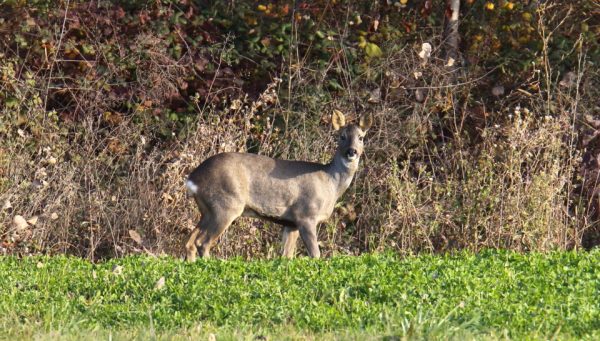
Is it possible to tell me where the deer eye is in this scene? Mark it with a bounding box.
[340,135,346,141]
[359,136,364,141]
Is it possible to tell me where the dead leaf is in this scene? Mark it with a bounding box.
[112,265,123,275]
[261,37,271,47]
[115,7,126,19]
[415,88,426,103]
[31,180,44,189]
[230,99,242,110]
[2,200,12,210]
[13,215,29,231]
[194,57,209,72]
[177,80,188,90]
[584,114,600,129]
[154,276,165,290]
[388,72,401,88]
[162,193,174,203]
[492,85,505,97]
[128,230,143,245]
[36,168,48,178]
[368,88,381,103]
[46,156,57,165]
[418,43,432,60]
[559,71,577,87]
[344,203,357,221]
[27,216,39,226]
[103,111,123,126]
[107,138,126,155]
[139,10,150,24]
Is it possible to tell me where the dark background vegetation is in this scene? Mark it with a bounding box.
[1,0,599,260]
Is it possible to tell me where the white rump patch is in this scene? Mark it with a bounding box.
[186,179,198,195]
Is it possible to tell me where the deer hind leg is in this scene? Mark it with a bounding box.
[185,194,213,262]
[185,225,205,262]
[185,211,211,262]
[195,206,242,258]
[281,226,299,258]
[298,221,321,259]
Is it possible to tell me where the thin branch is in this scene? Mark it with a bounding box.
[405,65,502,90]
[44,0,70,114]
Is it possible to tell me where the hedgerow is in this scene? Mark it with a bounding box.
[1,1,599,258]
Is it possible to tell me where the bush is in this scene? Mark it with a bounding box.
[0,1,599,258]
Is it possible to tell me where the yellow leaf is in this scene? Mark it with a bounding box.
[358,36,367,48]
[365,43,382,58]
[485,2,494,10]
[581,23,589,32]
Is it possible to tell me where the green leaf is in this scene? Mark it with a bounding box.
[5,97,19,109]
[327,79,344,91]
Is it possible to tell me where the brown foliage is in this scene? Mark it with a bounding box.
[0,1,599,259]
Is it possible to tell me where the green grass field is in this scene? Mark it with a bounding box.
[0,250,599,340]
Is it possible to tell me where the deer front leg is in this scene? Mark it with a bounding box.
[298,222,321,258]
[281,227,299,258]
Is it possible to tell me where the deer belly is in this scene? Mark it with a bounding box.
[242,207,296,227]
[243,202,291,219]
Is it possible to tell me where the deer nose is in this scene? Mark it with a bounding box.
[346,148,358,158]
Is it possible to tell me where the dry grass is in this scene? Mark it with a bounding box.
[0,3,598,259]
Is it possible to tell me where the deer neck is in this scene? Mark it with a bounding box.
[327,152,360,198]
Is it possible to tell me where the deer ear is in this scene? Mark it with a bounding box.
[332,109,346,131]
[359,113,373,131]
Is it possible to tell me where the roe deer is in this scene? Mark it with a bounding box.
[184,110,373,261]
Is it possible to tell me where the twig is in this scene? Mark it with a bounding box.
[198,34,230,118]
[404,65,502,90]
[43,0,70,114]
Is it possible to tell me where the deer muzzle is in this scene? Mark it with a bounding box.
[346,148,358,160]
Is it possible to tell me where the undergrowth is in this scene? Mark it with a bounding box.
[0,1,599,258]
